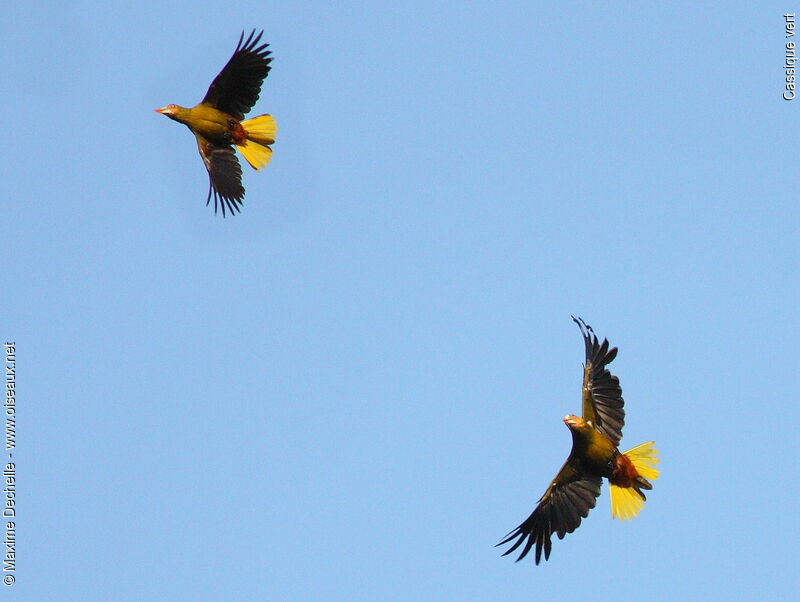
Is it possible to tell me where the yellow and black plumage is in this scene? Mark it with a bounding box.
[497,317,659,565]
[156,30,277,216]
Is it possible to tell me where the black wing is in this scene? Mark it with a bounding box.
[195,134,244,217]
[201,30,272,120]
[573,316,625,446]
[497,457,602,565]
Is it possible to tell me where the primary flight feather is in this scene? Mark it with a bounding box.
[497,317,660,565]
[156,30,277,216]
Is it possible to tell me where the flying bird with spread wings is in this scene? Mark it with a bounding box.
[497,317,659,565]
[155,30,277,216]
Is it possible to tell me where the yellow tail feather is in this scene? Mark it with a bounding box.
[610,441,660,521]
[236,114,277,170]
[610,484,645,521]
[624,441,660,481]
[237,139,273,170]
[241,114,277,145]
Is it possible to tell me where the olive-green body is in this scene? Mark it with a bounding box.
[567,422,617,479]
[162,104,235,146]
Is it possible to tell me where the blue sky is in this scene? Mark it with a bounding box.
[3,2,798,600]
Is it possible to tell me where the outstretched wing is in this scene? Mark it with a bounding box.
[497,458,602,564]
[195,134,244,217]
[201,30,272,120]
[573,316,625,446]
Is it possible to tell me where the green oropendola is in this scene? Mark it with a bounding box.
[497,317,659,565]
[156,30,277,216]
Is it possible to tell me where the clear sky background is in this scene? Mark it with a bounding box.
[3,2,798,600]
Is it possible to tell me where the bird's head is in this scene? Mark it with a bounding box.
[563,414,589,432]
[154,104,185,122]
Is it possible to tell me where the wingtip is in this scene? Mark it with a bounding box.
[573,316,603,348]
[238,29,264,52]
[205,177,244,218]
[572,315,589,331]
[496,529,518,548]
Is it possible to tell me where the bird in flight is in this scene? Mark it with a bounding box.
[497,317,659,565]
[155,30,277,216]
